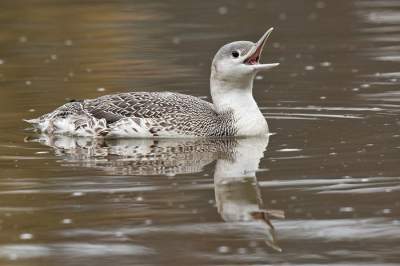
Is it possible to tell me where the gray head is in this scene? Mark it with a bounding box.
[211,28,279,83]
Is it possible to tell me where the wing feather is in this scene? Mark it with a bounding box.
[84,92,215,124]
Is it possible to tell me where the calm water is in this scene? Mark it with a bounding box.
[1,0,399,265]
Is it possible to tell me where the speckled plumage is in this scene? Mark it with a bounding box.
[27,92,237,137]
[25,28,279,138]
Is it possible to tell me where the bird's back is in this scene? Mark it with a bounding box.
[26,92,237,138]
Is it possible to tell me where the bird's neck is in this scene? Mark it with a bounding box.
[210,76,268,136]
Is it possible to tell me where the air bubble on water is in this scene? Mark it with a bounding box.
[279,13,287,20]
[65,39,73,45]
[173,38,180,44]
[237,247,247,254]
[19,36,27,43]
[339,207,354,212]
[247,1,255,9]
[26,81,31,85]
[0,60,3,64]
[382,209,391,214]
[86,68,92,73]
[309,13,318,20]
[361,178,369,182]
[51,54,57,60]
[62,219,72,224]
[72,192,84,196]
[218,246,230,253]
[255,75,263,80]
[19,233,33,240]
[218,7,228,14]
[320,62,332,67]
[145,219,152,225]
[361,84,370,88]
[329,152,337,155]
[29,109,35,112]
[320,96,326,99]
[305,65,315,70]
[352,88,359,91]
[136,196,143,201]
[273,42,280,48]
[316,1,326,9]
[97,88,106,92]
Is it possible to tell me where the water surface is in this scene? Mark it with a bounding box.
[0,0,399,265]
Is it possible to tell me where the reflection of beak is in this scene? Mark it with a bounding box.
[244,28,279,71]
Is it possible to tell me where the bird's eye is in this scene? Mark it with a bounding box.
[232,51,239,58]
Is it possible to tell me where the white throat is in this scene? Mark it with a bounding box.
[210,73,268,136]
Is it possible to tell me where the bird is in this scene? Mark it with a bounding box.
[25,28,279,138]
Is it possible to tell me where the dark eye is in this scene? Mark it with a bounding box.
[232,51,239,58]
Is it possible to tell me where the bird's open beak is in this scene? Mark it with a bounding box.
[243,28,279,71]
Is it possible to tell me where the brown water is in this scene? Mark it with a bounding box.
[1,0,399,265]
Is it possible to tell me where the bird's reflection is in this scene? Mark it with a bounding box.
[26,134,284,251]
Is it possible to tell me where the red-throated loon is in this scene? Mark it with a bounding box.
[25,28,279,138]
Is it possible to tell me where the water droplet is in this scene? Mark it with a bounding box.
[339,207,355,212]
[173,38,180,44]
[237,247,247,254]
[320,62,331,67]
[218,246,230,253]
[246,1,255,9]
[19,233,33,240]
[316,1,326,9]
[218,6,228,14]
